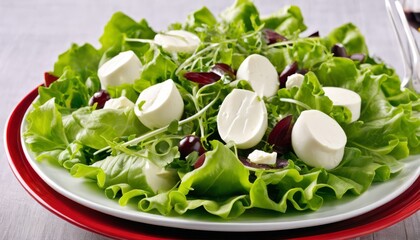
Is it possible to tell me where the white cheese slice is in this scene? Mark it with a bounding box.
[98,50,142,89]
[248,149,277,165]
[286,73,305,89]
[217,89,268,149]
[103,96,134,110]
[134,79,184,129]
[154,30,201,54]
[323,87,361,122]
[291,110,347,170]
[236,54,279,98]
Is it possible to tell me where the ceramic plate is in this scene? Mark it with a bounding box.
[14,87,420,232]
[5,87,419,239]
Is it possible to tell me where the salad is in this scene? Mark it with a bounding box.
[24,0,420,219]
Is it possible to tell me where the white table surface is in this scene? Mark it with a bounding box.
[0,0,418,239]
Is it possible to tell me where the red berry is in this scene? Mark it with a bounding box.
[331,43,348,58]
[178,135,205,159]
[89,90,111,109]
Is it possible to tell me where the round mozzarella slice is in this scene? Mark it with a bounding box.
[285,73,305,89]
[235,54,279,98]
[217,89,268,149]
[134,79,184,129]
[98,50,142,89]
[291,110,347,170]
[323,87,361,122]
[154,30,201,54]
[103,96,134,110]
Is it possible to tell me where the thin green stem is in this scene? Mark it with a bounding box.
[191,87,205,138]
[279,98,311,110]
[266,40,295,48]
[175,43,219,75]
[94,92,220,155]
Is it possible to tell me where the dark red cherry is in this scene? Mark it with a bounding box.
[178,135,205,159]
[331,43,348,58]
[88,89,111,109]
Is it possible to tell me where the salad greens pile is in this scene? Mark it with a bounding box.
[24,0,420,219]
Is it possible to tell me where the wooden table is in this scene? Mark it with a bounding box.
[0,0,418,239]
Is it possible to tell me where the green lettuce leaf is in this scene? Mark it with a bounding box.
[265,38,330,74]
[268,72,335,121]
[289,39,330,70]
[136,140,253,218]
[106,83,139,103]
[249,147,387,213]
[265,47,293,72]
[168,191,250,219]
[185,7,217,31]
[99,11,156,53]
[322,23,368,55]
[134,47,177,92]
[261,5,307,38]
[53,43,101,80]
[38,69,97,110]
[220,0,260,32]
[315,57,359,88]
[177,140,252,197]
[63,107,149,150]
[250,169,324,212]
[71,153,178,194]
[331,147,392,186]
[346,68,419,157]
[56,141,88,169]
[24,98,68,152]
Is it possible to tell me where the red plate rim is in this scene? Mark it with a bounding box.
[4,86,420,240]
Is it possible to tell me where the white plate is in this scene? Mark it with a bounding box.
[20,107,420,232]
